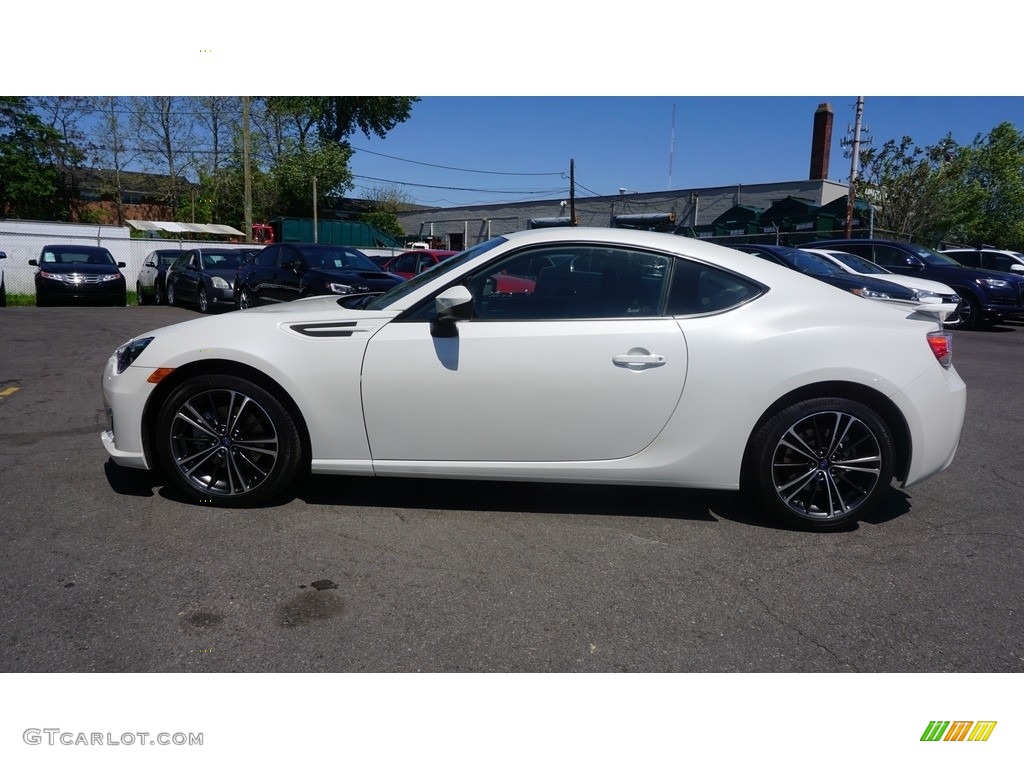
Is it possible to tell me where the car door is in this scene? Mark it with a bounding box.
[360,244,687,463]
[246,245,281,303]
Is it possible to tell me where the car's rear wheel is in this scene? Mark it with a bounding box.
[745,398,895,531]
[155,374,304,507]
[136,282,148,305]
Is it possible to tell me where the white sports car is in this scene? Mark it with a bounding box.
[101,228,966,531]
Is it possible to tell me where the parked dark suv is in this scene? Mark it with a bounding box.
[807,239,1024,328]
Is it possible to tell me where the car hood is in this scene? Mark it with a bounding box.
[38,262,121,275]
[307,267,403,283]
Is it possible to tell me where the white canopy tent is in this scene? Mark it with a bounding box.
[126,220,247,237]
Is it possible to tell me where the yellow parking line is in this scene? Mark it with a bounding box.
[0,387,20,399]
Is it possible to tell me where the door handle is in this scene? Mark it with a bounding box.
[612,349,666,370]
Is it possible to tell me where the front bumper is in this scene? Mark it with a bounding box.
[100,353,156,469]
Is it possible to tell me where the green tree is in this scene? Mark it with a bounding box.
[856,133,961,244]
[944,122,1024,250]
[0,97,65,219]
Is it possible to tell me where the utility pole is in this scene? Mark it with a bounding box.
[569,159,576,225]
[843,97,865,238]
[242,96,252,243]
[312,176,318,243]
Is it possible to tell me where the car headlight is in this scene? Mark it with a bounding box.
[327,282,355,294]
[211,276,230,290]
[115,336,154,374]
[39,270,66,282]
[850,287,894,300]
[975,277,1009,289]
[101,273,124,282]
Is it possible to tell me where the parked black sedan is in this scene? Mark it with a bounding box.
[135,248,181,305]
[165,248,249,313]
[234,243,405,309]
[29,244,127,307]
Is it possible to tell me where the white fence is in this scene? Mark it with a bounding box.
[0,220,407,296]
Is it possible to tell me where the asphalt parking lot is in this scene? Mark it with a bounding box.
[0,305,1022,673]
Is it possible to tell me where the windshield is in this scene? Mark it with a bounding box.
[777,249,843,276]
[908,244,963,266]
[42,248,116,265]
[364,237,508,310]
[300,246,378,271]
[819,250,891,275]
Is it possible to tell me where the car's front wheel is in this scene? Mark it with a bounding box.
[946,291,980,329]
[154,282,165,305]
[237,286,253,310]
[198,284,210,313]
[166,281,176,306]
[745,398,895,531]
[155,374,304,507]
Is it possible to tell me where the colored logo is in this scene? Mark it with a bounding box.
[921,721,997,742]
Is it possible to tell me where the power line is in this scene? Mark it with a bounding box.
[352,174,566,196]
[351,145,564,177]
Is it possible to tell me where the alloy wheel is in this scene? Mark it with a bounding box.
[769,409,883,523]
[166,388,280,497]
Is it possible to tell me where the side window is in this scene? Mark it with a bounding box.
[667,259,765,315]
[990,254,1015,272]
[464,245,671,321]
[394,254,418,273]
[952,251,979,268]
[255,245,279,268]
[836,243,873,261]
[874,245,914,268]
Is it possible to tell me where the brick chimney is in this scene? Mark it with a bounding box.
[809,102,833,180]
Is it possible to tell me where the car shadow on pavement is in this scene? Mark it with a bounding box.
[104,460,914,530]
[295,475,758,525]
[103,460,159,498]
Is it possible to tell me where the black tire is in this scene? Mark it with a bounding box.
[155,374,304,507]
[946,291,980,329]
[237,286,253,311]
[166,280,176,307]
[136,282,149,306]
[198,284,210,313]
[154,282,165,306]
[744,397,895,531]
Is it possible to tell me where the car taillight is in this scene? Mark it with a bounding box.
[927,330,953,368]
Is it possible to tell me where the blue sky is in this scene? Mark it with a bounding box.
[347,96,1024,207]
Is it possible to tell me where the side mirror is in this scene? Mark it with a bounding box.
[1010,264,1024,273]
[0,252,6,259]
[431,285,473,338]
[117,261,126,268]
[28,259,38,266]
